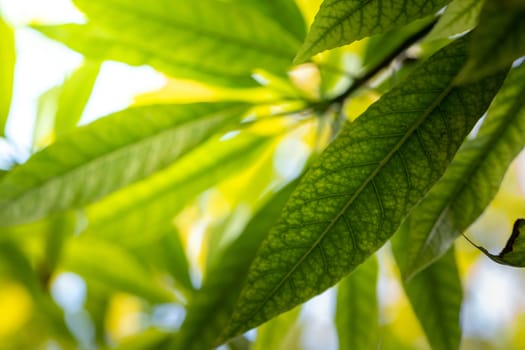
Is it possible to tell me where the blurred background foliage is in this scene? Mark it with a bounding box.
[0,0,524,349]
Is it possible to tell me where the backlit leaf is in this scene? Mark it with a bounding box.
[295,0,447,63]
[37,0,301,87]
[0,103,247,227]
[336,255,379,350]
[221,37,507,339]
[0,16,15,136]
[395,62,525,279]
[393,243,462,350]
[253,306,302,350]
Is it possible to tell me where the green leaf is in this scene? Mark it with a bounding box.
[426,0,484,42]
[253,306,302,350]
[393,243,462,350]
[84,133,272,245]
[335,255,379,350]
[61,237,174,303]
[472,218,525,267]
[295,0,448,63]
[175,182,298,350]
[221,37,507,339]
[0,16,15,136]
[33,86,62,149]
[0,102,247,227]
[231,0,306,41]
[54,59,101,135]
[458,0,525,82]
[37,0,300,87]
[396,62,525,279]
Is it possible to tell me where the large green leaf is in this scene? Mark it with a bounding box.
[84,133,272,245]
[61,237,174,303]
[0,16,15,136]
[396,62,525,279]
[425,0,484,42]
[0,103,247,227]
[336,255,379,350]
[37,0,300,87]
[221,37,507,339]
[458,0,525,82]
[175,182,298,350]
[393,242,462,350]
[295,0,448,63]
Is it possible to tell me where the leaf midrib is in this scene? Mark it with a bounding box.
[245,79,457,324]
[82,0,299,61]
[0,106,243,209]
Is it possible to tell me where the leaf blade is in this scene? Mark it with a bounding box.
[0,103,247,227]
[223,37,507,338]
[0,16,15,136]
[335,255,379,350]
[295,0,447,63]
[398,62,525,278]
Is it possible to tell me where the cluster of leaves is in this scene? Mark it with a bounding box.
[1,0,525,349]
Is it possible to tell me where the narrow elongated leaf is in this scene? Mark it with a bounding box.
[0,16,15,136]
[55,60,100,135]
[84,133,272,244]
[295,0,447,63]
[221,37,507,339]
[38,0,300,87]
[474,218,525,267]
[62,237,174,303]
[33,86,61,149]
[396,63,525,279]
[253,306,302,350]
[336,255,379,350]
[458,0,525,82]
[393,243,462,350]
[426,0,484,41]
[175,183,298,350]
[0,103,247,227]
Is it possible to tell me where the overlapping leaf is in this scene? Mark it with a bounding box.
[393,243,462,350]
[474,218,525,267]
[220,37,507,339]
[84,133,272,245]
[295,0,447,63]
[0,103,247,227]
[175,183,298,350]
[458,0,525,82]
[253,306,302,350]
[336,255,379,350]
[396,62,525,279]
[37,0,301,87]
[426,0,484,41]
[0,16,15,136]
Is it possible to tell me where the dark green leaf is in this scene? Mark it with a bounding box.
[84,133,272,245]
[295,0,448,63]
[426,0,484,42]
[175,182,298,350]
[458,0,525,82]
[37,0,301,86]
[0,16,15,136]
[0,103,247,227]
[336,255,379,350]
[221,37,507,339]
[393,243,462,350]
[474,218,525,267]
[396,62,525,279]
